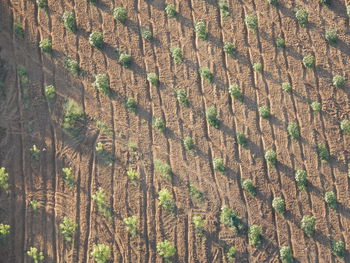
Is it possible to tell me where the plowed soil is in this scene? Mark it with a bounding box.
[0,0,349,262]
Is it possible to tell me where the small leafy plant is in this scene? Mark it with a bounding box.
[45,85,56,100]
[165,4,177,18]
[333,75,345,88]
[199,67,213,83]
[295,9,308,27]
[259,106,270,119]
[0,167,9,193]
[113,7,127,24]
[153,118,165,133]
[183,136,194,151]
[170,47,183,64]
[62,11,76,33]
[126,168,139,185]
[92,187,112,220]
[301,215,316,237]
[118,53,132,68]
[27,247,44,263]
[59,216,77,243]
[272,197,285,214]
[206,106,219,128]
[325,29,338,45]
[14,21,24,37]
[213,158,225,173]
[64,58,80,76]
[125,98,137,113]
[175,89,189,106]
[36,0,47,9]
[62,167,75,187]
[123,215,137,237]
[229,84,242,101]
[158,189,174,212]
[280,246,293,263]
[340,120,350,135]
[30,200,39,214]
[220,206,244,233]
[265,150,277,166]
[248,225,262,247]
[219,1,230,18]
[316,143,330,161]
[245,14,258,30]
[281,82,291,93]
[275,37,285,48]
[154,160,172,180]
[39,39,52,53]
[141,28,152,41]
[324,191,337,209]
[242,179,256,195]
[30,145,41,160]
[237,133,247,148]
[0,224,10,241]
[268,0,278,5]
[189,184,204,203]
[195,21,207,40]
[89,32,103,49]
[63,99,85,137]
[226,247,237,262]
[311,101,321,112]
[147,73,158,86]
[192,215,205,234]
[287,122,300,139]
[223,42,236,58]
[332,240,345,258]
[303,55,315,68]
[93,74,109,95]
[295,170,307,190]
[91,243,111,263]
[157,240,176,260]
[253,63,262,72]
[320,0,331,5]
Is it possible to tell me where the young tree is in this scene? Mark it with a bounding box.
[39,39,52,53]
[311,101,321,112]
[189,184,204,203]
[157,240,176,260]
[317,143,330,161]
[245,14,258,30]
[113,7,127,24]
[199,67,213,83]
[183,136,194,151]
[59,216,77,243]
[93,74,109,95]
[65,57,80,76]
[45,85,56,100]
[125,98,137,113]
[237,133,248,148]
[340,120,350,135]
[89,32,103,49]
[265,150,277,166]
[154,160,172,180]
[303,55,315,68]
[27,247,44,263]
[147,73,159,86]
[0,224,10,241]
[295,9,308,27]
[165,4,177,18]
[280,246,293,263]
[92,187,111,220]
[213,158,225,173]
[259,106,270,119]
[253,63,262,72]
[153,118,166,133]
[219,1,230,18]
[14,21,24,37]
[220,206,244,233]
[275,37,285,48]
[29,145,41,160]
[91,243,111,263]
[175,89,189,106]
[0,167,9,193]
[36,0,47,9]
[324,191,337,209]
[228,84,242,101]
[223,42,236,58]
[325,29,338,45]
[333,75,345,88]
[123,215,137,237]
[141,28,152,41]
[158,189,174,212]
[287,122,300,139]
[281,82,291,93]
[332,240,345,258]
[62,167,75,187]
[30,200,39,214]
[192,215,205,234]
[242,179,256,195]
[272,197,285,214]
[62,11,76,33]
[295,170,307,190]
[118,53,132,68]
[301,215,316,237]
[126,168,139,185]
[195,21,207,40]
[226,247,237,262]
[206,106,220,128]
[248,225,262,247]
[170,47,183,64]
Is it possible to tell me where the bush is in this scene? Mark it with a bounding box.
[175,89,189,106]
[340,120,350,135]
[0,167,9,193]
[126,168,139,185]
[30,145,41,160]
[165,4,177,18]
[154,160,172,180]
[228,84,242,101]
[158,189,174,212]
[199,67,213,83]
[123,215,137,237]
[295,170,307,190]
[226,247,237,262]
[245,14,258,30]
[301,215,316,237]
[14,21,24,37]
[27,247,44,263]
[206,106,220,128]
[189,184,204,203]
[325,29,337,45]
[93,74,109,95]
[276,37,285,48]
[303,55,315,68]
[320,0,331,5]
[147,73,158,86]
[89,32,103,49]
[192,215,205,234]
[118,53,132,68]
[333,75,345,88]
[170,47,183,64]
[219,1,230,18]
[62,11,76,33]
[63,99,85,136]
[265,150,277,166]
[248,225,262,247]
[268,0,278,5]
[0,224,10,241]
[280,246,293,263]
[324,191,337,209]
[30,200,39,214]
[259,106,270,118]
[195,21,207,40]
[348,6,350,17]
[311,101,321,112]
[242,179,256,195]
[272,197,285,214]
[153,118,165,133]
[39,39,52,53]
[64,58,80,76]
[113,7,127,24]
[220,206,244,233]
[295,9,308,27]
[317,143,330,161]
[287,122,300,139]
[213,158,225,173]
[91,243,111,263]
[183,136,194,151]
[92,187,111,220]
[253,63,262,72]
[332,240,345,258]
[281,82,291,93]
[125,98,137,113]
[141,28,152,41]
[157,240,176,259]
[36,0,47,9]
[237,133,247,147]
[59,216,77,243]
[62,167,75,187]
[223,42,236,58]
[44,85,56,100]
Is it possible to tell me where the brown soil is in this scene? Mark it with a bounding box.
[0,0,349,262]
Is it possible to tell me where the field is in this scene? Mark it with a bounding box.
[0,0,349,262]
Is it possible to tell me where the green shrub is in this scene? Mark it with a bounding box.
[157,240,176,259]
[295,9,308,27]
[63,99,84,136]
[125,98,137,113]
[123,215,137,237]
[311,101,321,112]
[195,21,207,40]
[265,150,277,166]
[332,240,345,258]
[183,136,194,151]
[223,42,236,58]
[245,14,258,30]
[320,0,331,5]
[213,158,225,173]
[62,167,75,187]
[220,206,244,233]
[153,118,165,133]
[268,0,278,5]
[325,29,337,45]
[275,37,285,48]
[147,73,158,86]
[158,189,174,212]
[192,215,205,233]
[317,143,330,161]
[93,74,109,95]
[199,67,213,83]
[30,200,39,214]
[89,32,103,49]
[324,191,337,209]
[113,7,127,24]
[141,28,152,41]
[44,85,56,100]
[27,247,44,263]
[175,89,189,106]
[259,106,270,118]
[253,63,262,72]
[348,6,350,17]
[0,167,9,193]
[303,55,315,68]
[340,120,350,135]
[287,122,300,139]
[281,82,291,93]
[92,187,111,220]
[206,106,219,128]
[95,142,104,152]
[248,225,262,247]
[126,168,139,185]
[272,197,285,214]
[154,160,172,180]
[333,75,345,88]
[219,1,230,18]
[0,224,10,241]
[301,215,316,237]
[228,84,242,101]
[39,39,52,53]
[165,4,177,18]
[59,216,77,243]
[237,133,247,147]
[119,53,132,68]
[170,47,183,64]
[64,58,80,76]
[14,22,24,37]
[36,0,47,9]
[30,145,41,160]
[62,11,76,33]
[295,170,307,190]
[226,247,237,262]
[91,243,111,263]
[242,179,256,195]
[189,184,204,203]
[96,121,113,137]
[280,246,293,263]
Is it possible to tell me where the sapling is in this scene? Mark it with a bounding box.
[317,143,330,161]
[165,4,177,18]
[189,184,204,203]
[36,0,47,9]
[125,98,137,113]
[276,37,285,48]
[242,179,256,195]
[93,74,109,95]
[89,32,103,49]
[158,189,174,212]
[213,158,225,173]
[332,240,345,258]
[303,55,315,68]
[237,133,247,147]
[153,118,165,133]
[30,145,41,160]
[340,120,350,135]
[253,63,262,72]
[259,106,270,118]
[301,215,316,237]
[183,136,194,151]
[45,85,56,100]
[123,215,137,237]
[219,1,230,18]
[91,243,111,263]
[265,150,277,166]
[119,53,132,68]
[39,39,52,53]
[62,11,76,33]
[325,29,338,45]
[281,82,291,93]
[272,197,285,214]
[14,22,24,37]
[192,215,205,234]
[333,75,345,88]
[141,28,152,41]
[245,14,258,30]
[170,47,183,64]
[113,7,127,24]
[226,247,237,262]
[280,246,293,263]
[59,216,77,243]
[147,73,158,86]
[220,206,244,233]
[0,167,9,193]
[223,42,236,58]
[65,58,80,76]
[154,160,172,180]
[287,122,300,139]
[206,106,219,128]
[248,225,262,247]
[324,191,337,209]
[126,168,139,185]
[175,89,189,106]
[199,67,213,83]
[62,167,75,187]
[311,101,321,112]
[295,170,307,190]
[195,21,207,40]
[157,240,176,260]
[27,247,44,263]
[295,9,308,27]
[0,224,10,241]
[228,84,242,101]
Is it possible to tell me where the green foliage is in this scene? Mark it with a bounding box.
[91,243,111,263]
[320,0,331,5]
[125,98,137,113]
[311,101,321,112]
[165,4,177,18]
[36,0,47,9]
[268,0,278,5]
[175,89,189,106]
[301,215,316,237]
[332,240,345,258]
[259,106,270,118]
[158,189,174,212]
[92,187,111,220]
[59,216,77,243]
[95,142,104,152]
[265,150,277,166]
[62,11,76,33]
[317,143,330,161]
[282,82,291,93]
[96,121,113,136]
[287,122,300,139]
[89,32,103,49]
[119,53,132,68]
[276,37,285,48]
[237,133,247,148]
[30,200,39,214]
[280,246,293,263]
[44,85,56,100]
[223,42,236,58]
[27,247,44,263]
[325,29,337,45]
[220,206,244,233]
[348,6,350,17]
[64,57,80,76]
[333,75,345,88]
[153,118,166,133]
[39,39,52,53]
[94,74,109,95]
[248,225,262,247]
[295,9,308,27]
[147,73,158,86]
[199,67,213,83]
[213,158,225,173]
[30,145,41,160]
[113,7,127,24]
[228,84,242,101]
[340,120,350,135]
[62,167,75,187]
[126,168,139,185]
[303,55,315,68]
[157,240,176,259]
[0,167,9,193]
[195,21,207,40]
[242,179,256,195]
[17,65,28,85]
[295,170,307,190]
[206,106,220,128]
[324,191,337,209]
[253,63,262,72]
[123,215,137,237]
[189,184,204,203]
[63,99,84,136]
[154,160,172,180]
[170,47,183,64]
[245,14,258,30]
[14,21,24,37]
[183,136,194,151]
[141,28,152,41]
[192,215,205,234]
[219,1,230,18]
[0,224,10,241]
[226,247,237,262]
[272,197,285,214]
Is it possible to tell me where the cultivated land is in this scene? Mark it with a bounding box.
[0,0,349,262]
